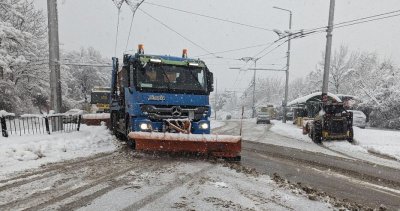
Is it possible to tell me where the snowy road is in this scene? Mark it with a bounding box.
[213,119,400,210]
[1,121,400,210]
[0,145,333,211]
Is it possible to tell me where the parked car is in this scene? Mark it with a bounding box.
[256,113,271,124]
[349,110,367,129]
[286,112,294,121]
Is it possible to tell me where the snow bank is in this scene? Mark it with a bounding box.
[353,127,400,160]
[270,120,311,142]
[210,120,225,129]
[0,125,116,178]
[0,110,15,117]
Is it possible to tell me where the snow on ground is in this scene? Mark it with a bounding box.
[0,125,116,179]
[210,120,225,129]
[270,120,400,163]
[80,161,332,211]
[352,127,400,160]
[270,120,311,143]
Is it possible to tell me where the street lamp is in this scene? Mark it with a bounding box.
[273,6,292,123]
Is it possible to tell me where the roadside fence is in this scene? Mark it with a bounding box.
[1,113,81,138]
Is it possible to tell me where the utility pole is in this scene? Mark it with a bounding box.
[251,60,257,118]
[273,6,292,123]
[321,0,335,102]
[229,65,285,117]
[47,0,62,129]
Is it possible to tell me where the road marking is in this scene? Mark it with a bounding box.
[310,167,400,198]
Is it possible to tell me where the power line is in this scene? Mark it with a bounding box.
[256,40,287,60]
[256,30,323,61]
[252,40,281,59]
[138,8,217,57]
[336,9,400,27]
[334,13,400,29]
[194,42,274,58]
[143,2,274,32]
[300,9,400,33]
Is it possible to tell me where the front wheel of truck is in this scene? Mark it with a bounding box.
[125,116,136,149]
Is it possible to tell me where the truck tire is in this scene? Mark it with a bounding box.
[110,112,118,135]
[347,128,354,143]
[125,116,136,149]
[312,123,322,144]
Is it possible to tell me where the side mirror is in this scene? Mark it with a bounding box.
[207,72,214,93]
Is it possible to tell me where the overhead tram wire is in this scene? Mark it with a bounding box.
[112,0,124,57]
[143,2,274,32]
[124,0,145,51]
[298,9,400,34]
[335,9,400,28]
[138,8,219,58]
[193,42,275,58]
[334,13,400,29]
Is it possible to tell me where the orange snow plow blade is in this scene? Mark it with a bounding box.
[128,132,241,158]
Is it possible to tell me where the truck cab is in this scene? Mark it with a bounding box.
[110,47,214,140]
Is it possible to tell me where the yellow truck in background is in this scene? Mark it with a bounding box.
[90,87,111,113]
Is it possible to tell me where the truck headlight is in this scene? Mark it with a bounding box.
[140,123,151,131]
[200,122,209,130]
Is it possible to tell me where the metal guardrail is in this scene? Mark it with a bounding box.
[1,114,81,138]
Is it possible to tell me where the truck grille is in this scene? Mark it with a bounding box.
[140,105,208,121]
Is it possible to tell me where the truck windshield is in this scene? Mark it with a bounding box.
[91,92,110,104]
[136,64,207,94]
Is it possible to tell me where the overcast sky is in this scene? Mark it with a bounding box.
[34,0,400,93]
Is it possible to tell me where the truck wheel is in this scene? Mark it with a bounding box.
[125,116,136,149]
[110,112,118,135]
[312,124,322,144]
[347,128,354,143]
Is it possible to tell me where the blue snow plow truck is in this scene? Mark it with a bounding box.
[109,45,241,160]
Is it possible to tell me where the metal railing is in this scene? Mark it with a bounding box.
[1,114,81,138]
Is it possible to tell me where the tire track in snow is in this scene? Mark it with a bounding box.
[121,164,216,211]
[54,158,174,210]
[0,152,116,191]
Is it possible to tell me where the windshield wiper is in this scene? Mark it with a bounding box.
[159,66,172,91]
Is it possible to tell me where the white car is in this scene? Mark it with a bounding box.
[349,110,366,129]
[256,113,271,124]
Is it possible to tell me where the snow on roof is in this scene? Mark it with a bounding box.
[288,92,342,106]
[336,94,360,100]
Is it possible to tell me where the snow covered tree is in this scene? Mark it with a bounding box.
[0,0,49,113]
[240,77,284,108]
[313,45,358,94]
[60,47,111,109]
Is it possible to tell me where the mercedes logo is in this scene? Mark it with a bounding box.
[171,106,182,117]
